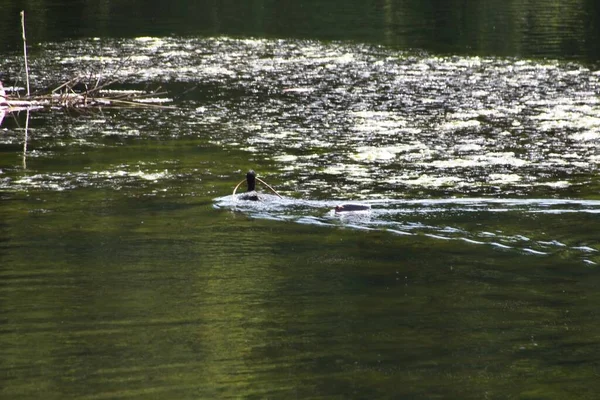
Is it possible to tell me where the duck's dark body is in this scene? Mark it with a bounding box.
[335,204,371,213]
[238,191,260,201]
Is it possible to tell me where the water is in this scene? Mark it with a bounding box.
[2,2,600,399]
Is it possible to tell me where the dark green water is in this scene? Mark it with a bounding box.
[2,1,600,399]
[2,0,600,63]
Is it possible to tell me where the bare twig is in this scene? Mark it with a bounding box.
[94,97,176,109]
[23,109,30,169]
[256,177,283,198]
[20,11,30,96]
[51,76,81,93]
[231,175,283,198]
[232,179,246,197]
[5,15,173,113]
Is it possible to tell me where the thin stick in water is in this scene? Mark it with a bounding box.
[231,179,246,197]
[23,109,30,169]
[256,177,283,198]
[20,11,31,96]
[231,176,283,199]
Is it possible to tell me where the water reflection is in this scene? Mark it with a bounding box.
[2,0,599,62]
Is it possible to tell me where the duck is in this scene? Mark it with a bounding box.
[335,204,371,213]
[231,170,370,212]
[239,170,260,201]
[232,170,282,201]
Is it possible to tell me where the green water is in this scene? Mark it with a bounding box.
[2,1,600,399]
[4,185,599,399]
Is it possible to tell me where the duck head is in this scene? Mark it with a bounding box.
[246,170,257,192]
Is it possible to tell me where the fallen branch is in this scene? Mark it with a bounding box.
[0,13,174,114]
[1,76,175,111]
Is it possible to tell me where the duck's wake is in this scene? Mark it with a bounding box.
[214,196,600,265]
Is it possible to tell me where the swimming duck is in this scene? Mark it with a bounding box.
[239,170,260,201]
[231,171,370,212]
[335,204,371,213]
[232,170,282,201]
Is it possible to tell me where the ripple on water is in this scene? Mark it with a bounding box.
[2,169,174,192]
[214,195,600,265]
[2,36,599,265]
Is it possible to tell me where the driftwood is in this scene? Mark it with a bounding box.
[0,11,174,116]
[0,76,174,112]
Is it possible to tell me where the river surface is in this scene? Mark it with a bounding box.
[2,1,600,399]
